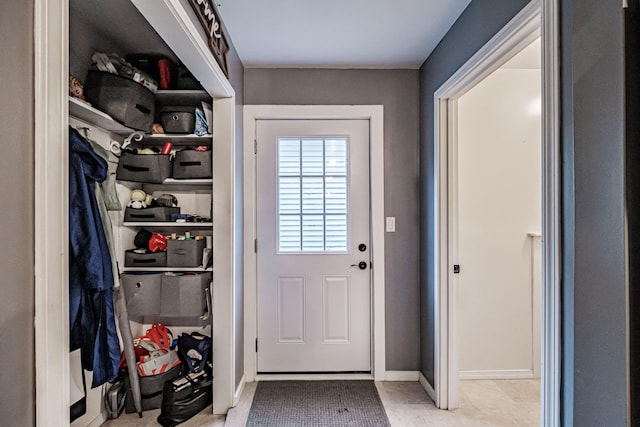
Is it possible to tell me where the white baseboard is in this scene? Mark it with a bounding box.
[85,412,107,427]
[384,370,419,381]
[459,369,534,380]
[233,374,246,406]
[418,372,436,402]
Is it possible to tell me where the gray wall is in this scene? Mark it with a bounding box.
[561,0,628,424]
[418,0,529,386]
[0,0,35,425]
[245,68,421,370]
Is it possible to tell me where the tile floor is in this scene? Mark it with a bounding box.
[103,379,540,426]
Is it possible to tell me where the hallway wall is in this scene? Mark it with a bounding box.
[457,67,541,377]
[0,0,35,425]
[561,0,628,424]
[245,68,421,370]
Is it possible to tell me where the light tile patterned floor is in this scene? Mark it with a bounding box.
[103,379,539,426]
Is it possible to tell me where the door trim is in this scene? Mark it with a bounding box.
[432,0,561,425]
[35,0,69,424]
[243,105,385,381]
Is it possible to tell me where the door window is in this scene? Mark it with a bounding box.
[277,137,348,253]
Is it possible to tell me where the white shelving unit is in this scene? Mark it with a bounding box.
[66,0,239,415]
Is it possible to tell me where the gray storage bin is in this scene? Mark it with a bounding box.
[160,111,195,134]
[116,152,172,183]
[167,238,206,267]
[121,273,162,316]
[160,272,211,317]
[84,70,156,132]
[124,249,167,267]
[124,206,180,222]
[172,149,212,179]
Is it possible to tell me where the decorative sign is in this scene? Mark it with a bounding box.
[188,0,230,78]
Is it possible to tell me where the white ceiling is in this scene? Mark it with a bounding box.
[216,0,472,69]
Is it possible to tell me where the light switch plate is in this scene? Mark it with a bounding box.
[386,217,396,232]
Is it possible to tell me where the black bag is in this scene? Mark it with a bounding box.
[177,332,212,373]
[157,368,213,426]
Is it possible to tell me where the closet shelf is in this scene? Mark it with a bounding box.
[123,221,212,228]
[155,89,212,105]
[122,266,213,273]
[68,96,133,134]
[141,134,213,146]
[162,178,212,185]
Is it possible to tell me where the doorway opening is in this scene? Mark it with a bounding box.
[455,37,542,424]
[433,1,560,425]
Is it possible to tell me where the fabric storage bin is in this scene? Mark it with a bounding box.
[121,273,162,316]
[161,111,195,134]
[124,206,180,222]
[124,249,167,267]
[160,272,212,317]
[84,70,156,132]
[123,365,182,413]
[172,149,212,179]
[116,152,172,183]
[175,64,202,90]
[167,238,206,267]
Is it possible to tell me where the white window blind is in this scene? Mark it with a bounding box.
[278,137,348,252]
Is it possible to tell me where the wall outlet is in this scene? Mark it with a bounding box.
[386,217,396,232]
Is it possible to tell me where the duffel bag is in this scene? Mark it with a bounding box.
[157,367,213,426]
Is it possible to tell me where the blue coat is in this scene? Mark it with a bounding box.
[69,127,120,387]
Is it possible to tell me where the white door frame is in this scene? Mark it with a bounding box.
[433,1,561,426]
[243,105,386,381]
[35,0,70,424]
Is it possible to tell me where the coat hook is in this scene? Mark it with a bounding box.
[77,126,92,138]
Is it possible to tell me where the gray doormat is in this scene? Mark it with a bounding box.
[246,380,391,427]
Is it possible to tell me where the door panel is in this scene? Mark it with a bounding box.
[256,119,371,372]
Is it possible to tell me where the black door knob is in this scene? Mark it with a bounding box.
[358,261,367,270]
[358,243,367,252]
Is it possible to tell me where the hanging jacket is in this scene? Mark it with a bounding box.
[69,127,120,387]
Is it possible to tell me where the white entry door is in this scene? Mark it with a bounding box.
[256,119,371,373]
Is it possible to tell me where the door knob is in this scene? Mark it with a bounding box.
[350,261,368,270]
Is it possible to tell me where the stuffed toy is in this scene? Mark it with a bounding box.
[127,189,154,209]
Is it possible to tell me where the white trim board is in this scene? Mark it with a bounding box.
[243,105,386,381]
[35,0,70,424]
[384,371,420,381]
[233,375,247,407]
[432,1,561,426]
[419,372,437,403]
